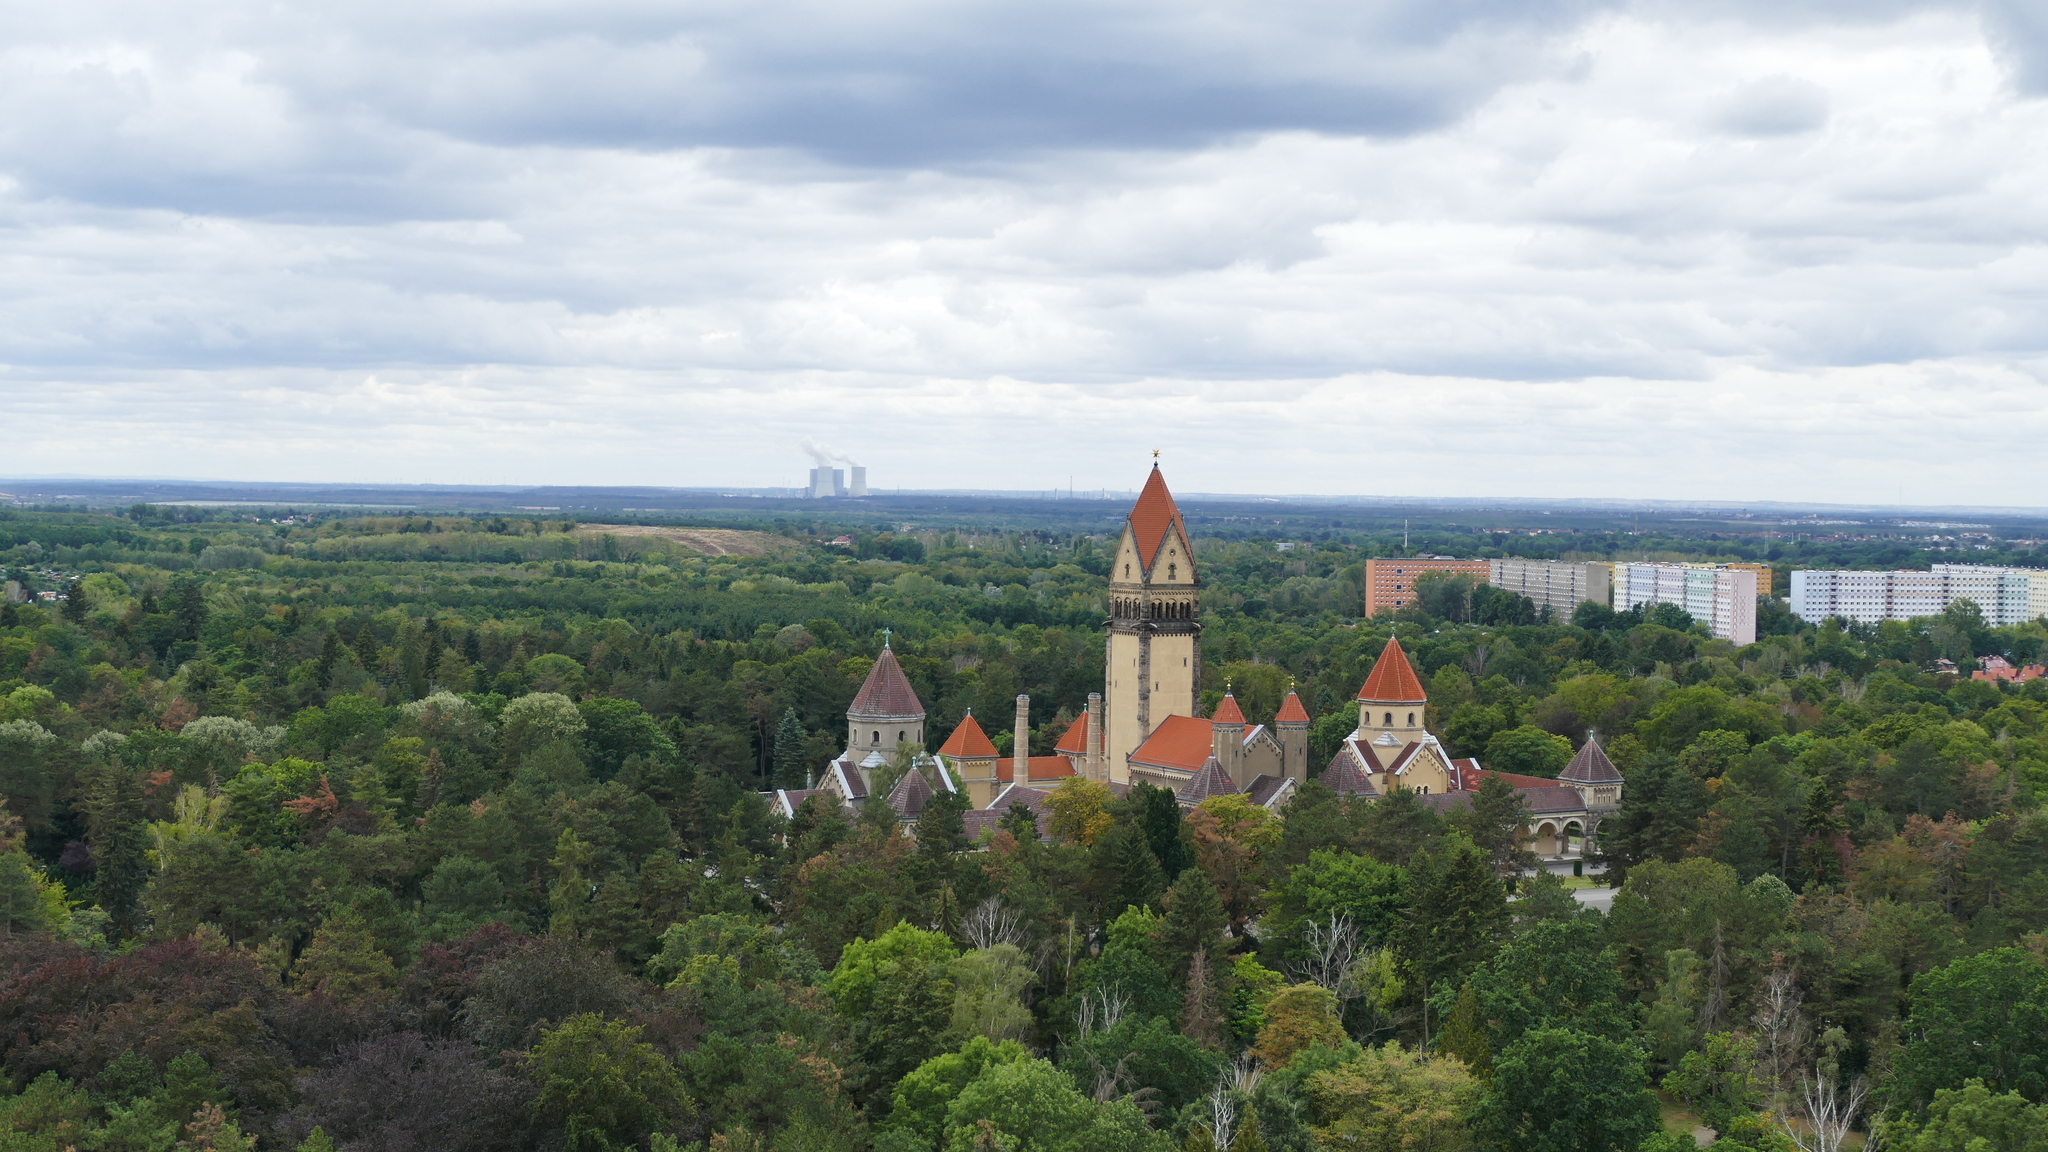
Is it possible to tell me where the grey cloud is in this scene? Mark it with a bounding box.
[1716,76,1831,135]
[0,0,1617,216]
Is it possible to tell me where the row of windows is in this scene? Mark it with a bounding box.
[1111,597,1195,620]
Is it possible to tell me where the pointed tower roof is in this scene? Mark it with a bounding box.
[1357,637,1427,703]
[1128,465,1190,571]
[1320,750,1379,797]
[1176,756,1239,804]
[1560,736,1624,784]
[885,768,936,819]
[1054,711,1091,754]
[1276,690,1310,725]
[1212,691,1245,726]
[939,712,998,758]
[849,646,926,719]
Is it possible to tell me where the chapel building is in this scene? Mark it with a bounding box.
[771,462,1624,857]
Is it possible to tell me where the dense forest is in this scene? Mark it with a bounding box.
[1,504,2044,1152]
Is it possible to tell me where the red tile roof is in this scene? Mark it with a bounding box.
[1276,691,1310,724]
[1128,714,1216,772]
[939,713,999,758]
[849,646,925,718]
[1022,755,1076,782]
[1054,712,1091,754]
[1451,759,1568,792]
[1357,637,1427,703]
[1128,466,1190,571]
[1211,692,1245,725]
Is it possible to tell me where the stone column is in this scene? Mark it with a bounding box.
[1013,695,1030,787]
[1086,692,1104,780]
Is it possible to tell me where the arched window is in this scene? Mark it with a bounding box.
[898,730,905,741]
[1124,564,1130,577]
[1407,712,1415,726]
[871,730,880,745]
[1383,712,1393,726]
[1169,564,1177,579]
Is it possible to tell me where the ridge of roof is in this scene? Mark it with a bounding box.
[1276,691,1310,724]
[1127,466,1189,572]
[1054,712,1091,754]
[938,712,998,758]
[1127,714,1216,772]
[1357,637,1427,703]
[1560,737,1624,784]
[1212,692,1245,725]
[849,646,926,719]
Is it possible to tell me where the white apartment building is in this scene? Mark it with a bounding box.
[1791,565,2048,627]
[1615,562,1758,646]
[1488,558,1613,621]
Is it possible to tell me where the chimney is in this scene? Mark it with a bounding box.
[1013,695,1030,785]
[1086,692,1104,781]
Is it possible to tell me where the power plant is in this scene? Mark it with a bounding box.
[803,443,867,498]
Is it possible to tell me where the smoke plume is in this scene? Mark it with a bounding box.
[801,438,860,468]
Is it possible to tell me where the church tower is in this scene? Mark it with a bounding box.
[1103,463,1200,782]
[1354,636,1429,749]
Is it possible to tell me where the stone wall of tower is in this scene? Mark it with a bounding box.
[1353,699,1426,749]
[1102,506,1201,782]
[845,715,924,762]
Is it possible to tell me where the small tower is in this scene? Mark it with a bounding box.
[1103,461,1201,782]
[1211,689,1246,787]
[1559,735,1625,858]
[939,712,1001,808]
[1354,637,1428,749]
[845,637,926,792]
[1275,687,1311,781]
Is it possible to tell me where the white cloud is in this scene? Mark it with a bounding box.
[0,1,2045,503]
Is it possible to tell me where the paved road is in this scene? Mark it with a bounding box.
[1572,886,1618,912]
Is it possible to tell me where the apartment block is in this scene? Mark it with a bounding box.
[1727,563,1777,598]
[1488,558,1612,621]
[1791,565,2048,627]
[1616,562,1758,646]
[1363,557,1491,617]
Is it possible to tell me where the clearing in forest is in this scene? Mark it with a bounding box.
[572,524,797,557]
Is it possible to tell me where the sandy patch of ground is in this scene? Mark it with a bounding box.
[575,524,797,557]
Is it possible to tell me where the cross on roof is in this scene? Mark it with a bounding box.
[881,627,893,648]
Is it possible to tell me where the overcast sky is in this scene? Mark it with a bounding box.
[2,0,2045,504]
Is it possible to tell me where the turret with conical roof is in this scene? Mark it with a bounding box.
[1211,690,1246,784]
[1560,734,1624,817]
[1355,637,1428,748]
[846,639,926,768]
[1276,688,1310,781]
[1103,461,1202,782]
[938,711,1000,807]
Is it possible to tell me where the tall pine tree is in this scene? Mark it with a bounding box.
[1135,782,1195,881]
[77,762,150,937]
[1400,832,1508,1033]
[772,708,808,788]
